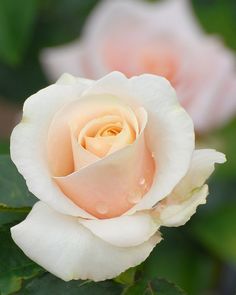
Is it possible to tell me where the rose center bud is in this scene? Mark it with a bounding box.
[47,96,155,219]
[97,122,122,136]
[79,115,135,158]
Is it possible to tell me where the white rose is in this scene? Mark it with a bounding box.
[10,72,225,281]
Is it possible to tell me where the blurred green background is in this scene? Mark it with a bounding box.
[0,0,236,294]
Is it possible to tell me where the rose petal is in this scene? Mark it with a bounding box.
[156,184,209,227]
[84,71,132,101]
[127,74,195,213]
[155,149,226,226]
[150,0,203,41]
[11,202,161,281]
[10,77,96,219]
[55,129,154,219]
[70,126,100,171]
[172,149,226,197]
[79,212,159,247]
[180,39,236,132]
[83,0,150,78]
[56,73,92,87]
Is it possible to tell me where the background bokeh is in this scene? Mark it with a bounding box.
[0,0,236,294]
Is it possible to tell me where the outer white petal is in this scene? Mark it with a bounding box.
[10,77,95,219]
[155,149,226,226]
[128,74,195,212]
[11,202,161,282]
[172,149,226,196]
[157,184,208,227]
[80,212,159,247]
[56,73,93,87]
[84,71,130,99]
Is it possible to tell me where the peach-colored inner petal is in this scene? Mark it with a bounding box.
[55,132,155,219]
[47,95,139,176]
[47,94,155,219]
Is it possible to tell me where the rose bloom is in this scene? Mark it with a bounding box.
[41,0,236,133]
[11,72,225,281]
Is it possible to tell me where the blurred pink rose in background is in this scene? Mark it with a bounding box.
[41,0,236,133]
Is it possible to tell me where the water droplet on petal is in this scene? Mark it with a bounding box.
[96,202,108,214]
[127,191,142,204]
[151,152,155,158]
[144,183,150,192]
[139,177,146,186]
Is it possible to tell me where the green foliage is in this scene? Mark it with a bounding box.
[142,228,215,295]
[0,0,99,103]
[213,120,236,180]
[0,155,36,226]
[17,273,123,295]
[17,273,186,295]
[33,0,99,48]
[0,0,38,65]
[0,57,48,103]
[0,226,43,295]
[192,0,236,50]
[0,141,9,154]
[115,267,136,285]
[192,203,236,263]
[124,277,186,295]
[0,155,36,208]
[0,209,28,227]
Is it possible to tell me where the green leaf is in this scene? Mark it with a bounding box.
[17,273,123,295]
[33,0,98,48]
[0,155,36,225]
[124,277,187,295]
[0,155,37,208]
[0,226,43,295]
[191,203,236,263]
[0,209,28,227]
[0,0,38,65]
[0,56,48,103]
[0,141,9,154]
[142,228,216,295]
[114,267,136,286]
